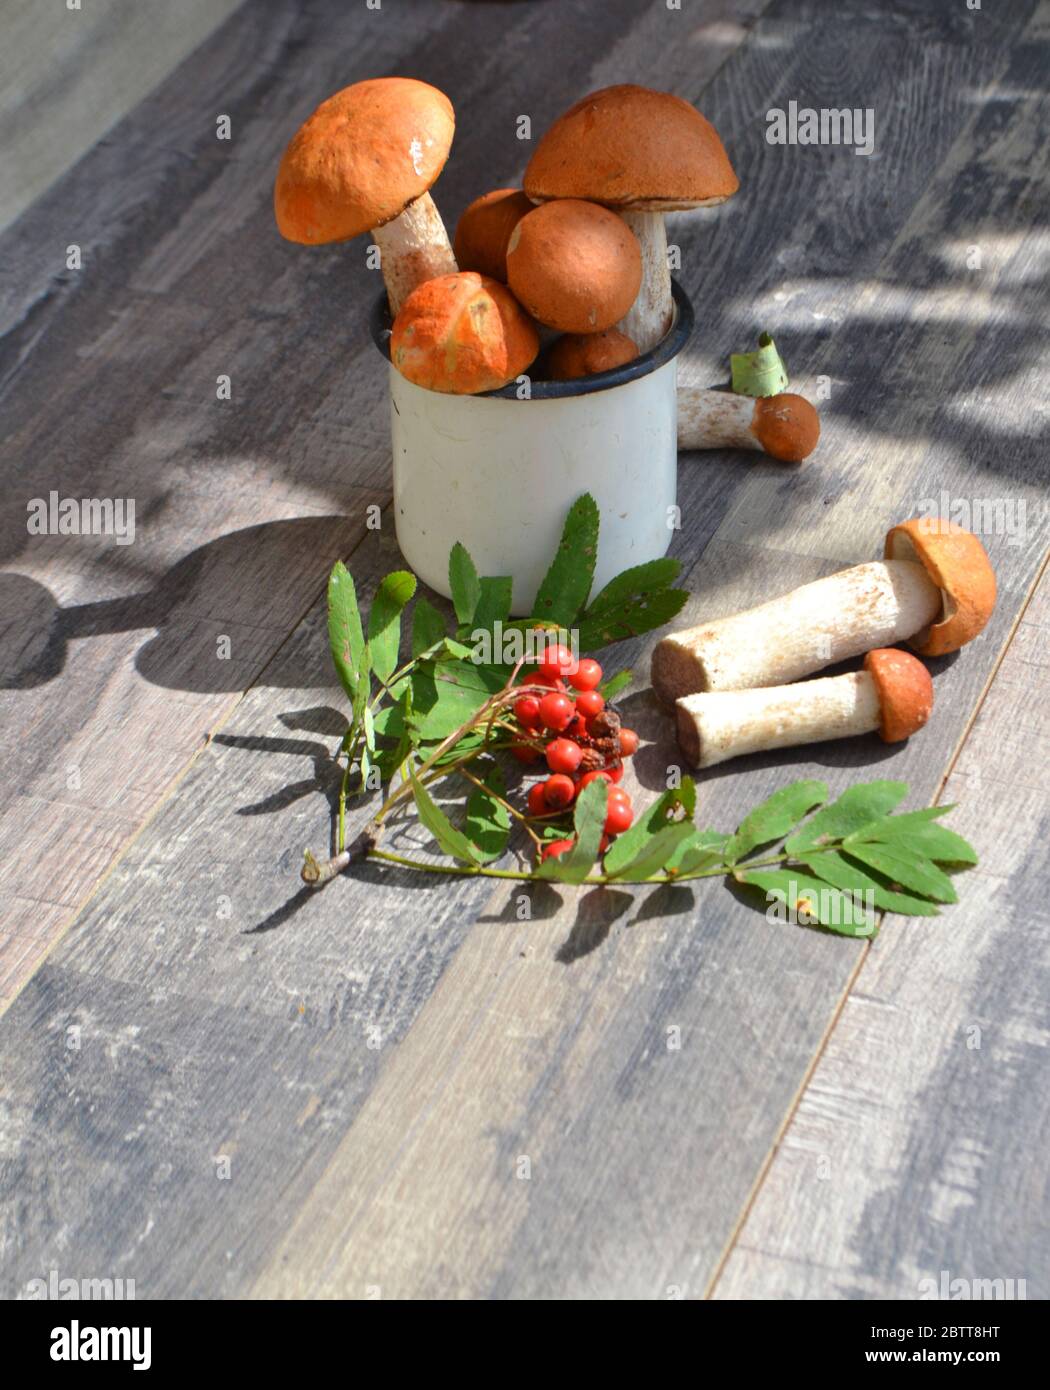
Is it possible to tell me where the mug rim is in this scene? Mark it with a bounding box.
[370,279,694,400]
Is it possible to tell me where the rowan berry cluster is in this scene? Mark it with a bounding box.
[508,643,640,863]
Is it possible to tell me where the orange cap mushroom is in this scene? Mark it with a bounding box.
[545,328,639,380]
[676,387,820,462]
[390,271,539,395]
[884,518,998,657]
[274,78,457,315]
[453,189,534,282]
[863,648,934,742]
[506,199,643,335]
[524,84,738,351]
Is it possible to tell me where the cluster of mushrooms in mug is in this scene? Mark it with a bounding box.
[273,78,997,771]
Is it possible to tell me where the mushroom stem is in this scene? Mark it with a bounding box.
[652,559,942,701]
[372,192,458,316]
[676,671,881,769]
[616,211,672,353]
[677,386,820,462]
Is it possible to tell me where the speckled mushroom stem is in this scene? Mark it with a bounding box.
[616,211,672,353]
[652,560,941,701]
[373,192,458,316]
[677,386,820,462]
[676,671,882,769]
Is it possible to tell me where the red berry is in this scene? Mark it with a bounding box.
[538,691,574,731]
[574,689,605,720]
[540,837,575,862]
[546,738,583,775]
[514,695,541,729]
[605,762,624,783]
[564,713,588,740]
[510,740,541,764]
[604,798,633,835]
[578,769,612,792]
[527,783,549,817]
[538,642,576,682]
[543,774,576,810]
[618,728,640,757]
[608,786,632,807]
[569,658,602,691]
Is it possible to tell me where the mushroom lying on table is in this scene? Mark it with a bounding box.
[274,77,458,315]
[524,85,739,353]
[453,189,533,282]
[676,648,933,769]
[652,519,997,702]
[506,199,642,334]
[390,271,539,394]
[677,386,820,462]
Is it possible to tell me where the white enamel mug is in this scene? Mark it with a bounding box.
[371,282,694,615]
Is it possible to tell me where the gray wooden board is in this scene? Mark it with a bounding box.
[1,0,1048,1298]
[714,564,1050,1299]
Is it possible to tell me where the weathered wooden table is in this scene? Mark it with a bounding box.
[1,0,1047,1300]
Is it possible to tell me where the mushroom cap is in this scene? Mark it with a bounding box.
[863,648,934,742]
[524,84,739,211]
[453,189,533,282]
[274,78,454,245]
[884,518,997,656]
[390,271,539,395]
[506,200,643,334]
[545,328,639,380]
[750,394,821,462]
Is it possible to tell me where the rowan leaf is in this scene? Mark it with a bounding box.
[534,778,607,883]
[602,778,697,877]
[844,843,957,903]
[666,829,728,877]
[449,542,481,625]
[800,848,940,917]
[605,822,698,882]
[471,576,513,634]
[724,780,828,865]
[848,812,976,865]
[368,570,416,686]
[327,561,366,702]
[530,493,599,627]
[599,669,633,701]
[409,768,480,864]
[785,780,909,854]
[411,596,447,659]
[583,557,681,616]
[576,587,689,651]
[465,764,511,863]
[738,867,876,937]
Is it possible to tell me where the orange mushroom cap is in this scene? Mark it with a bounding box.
[506,200,642,334]
[390,271,539,395]
[524,84,738,210]
[274,78,454,244]
[453,189,533,282]
[750,394,821,463]
[884,519,997,656]
[545,328,639,380]
[863,648,934,742]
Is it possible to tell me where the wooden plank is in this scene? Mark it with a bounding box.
[712,556,1050,1300]
[1,0,1047,1301]
[0,0,243,234]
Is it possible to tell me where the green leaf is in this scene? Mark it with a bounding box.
[409,768,480,864]
[465,764,511,863]
[368,571,416,685]
[408,660,505,740]
[738,868,876,937]
[411,596,447,659]
[327,561,366,702]
[844,843,957,904]
[666,829,728,877]
[605,822,698,882]
[530,494,599,627]
[602,778,697,877]
[449,542,481,626]
[730,332,789,398]
[471,576,513,633]
[724,780,828,866]
[847,811,976,865]
[576,587,689,651]
[583,557,681,616]
[534,778,607,883]
[598,668,633,702]
[800,848,940,917]
[785,781,909,854]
